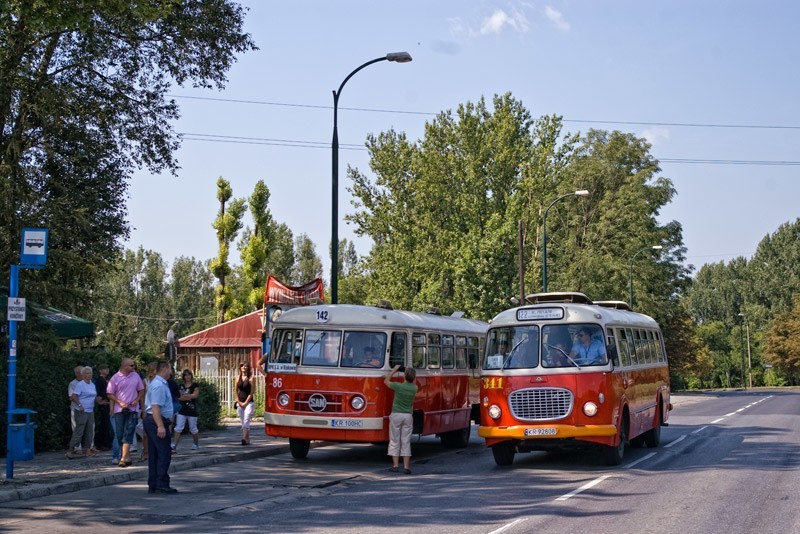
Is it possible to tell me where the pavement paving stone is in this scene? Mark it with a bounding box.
[0,419,292,504]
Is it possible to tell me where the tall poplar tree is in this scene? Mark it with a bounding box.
[210,177,245,323]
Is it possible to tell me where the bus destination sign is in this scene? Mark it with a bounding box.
[516,307,564,321]
[268,363,297,373]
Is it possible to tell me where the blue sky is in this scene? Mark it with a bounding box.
[129,1,800,282]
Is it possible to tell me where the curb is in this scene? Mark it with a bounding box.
[0,443,291,504]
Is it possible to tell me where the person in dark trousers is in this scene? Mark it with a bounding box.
[143,361,177,494]
[93,364,114,450]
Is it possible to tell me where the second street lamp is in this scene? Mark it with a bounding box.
[628,245,663,309]
[541,190,589,292]
[331,52,412,304]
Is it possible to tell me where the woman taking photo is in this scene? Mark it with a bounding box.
[235,362,254,445]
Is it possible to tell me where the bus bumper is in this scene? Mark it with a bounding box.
[478,424,618,440]
[265,412,385,431]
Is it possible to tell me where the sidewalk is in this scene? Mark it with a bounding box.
[0,419,291,503]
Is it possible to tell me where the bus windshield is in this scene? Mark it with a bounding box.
[484,326,539,369]
[542,323,607,368]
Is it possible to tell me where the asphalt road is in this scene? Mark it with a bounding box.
[1,390,798,534]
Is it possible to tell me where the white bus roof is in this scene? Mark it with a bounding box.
[491,300,659,330]
[273,304,488,334]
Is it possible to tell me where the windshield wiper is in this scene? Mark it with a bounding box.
[545,343,581,369]
[502,337,527,370]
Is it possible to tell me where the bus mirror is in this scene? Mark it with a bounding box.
[607,344,618,366]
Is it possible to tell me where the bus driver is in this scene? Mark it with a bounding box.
[570,327,606,364]
[359,346,383,368]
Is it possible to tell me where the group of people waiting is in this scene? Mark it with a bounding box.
[66,359,202,494]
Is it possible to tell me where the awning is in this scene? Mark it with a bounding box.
[28,302,95,339]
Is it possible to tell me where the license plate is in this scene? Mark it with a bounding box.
[525,427,556,436]
[331,419,364,429]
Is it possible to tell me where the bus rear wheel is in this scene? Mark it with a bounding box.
[289,438,310,459]
[492,442,516,466]
[643,404,662,448]
[441,425,471,448]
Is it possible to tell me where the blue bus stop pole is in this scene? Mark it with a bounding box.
[6,264,19,479]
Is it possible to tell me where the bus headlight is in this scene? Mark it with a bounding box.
[488,404,502,419]
[278,393,290,407]
[350,396,365,410]
[583,402,598,417]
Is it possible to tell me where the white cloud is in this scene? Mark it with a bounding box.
[641,127,671,146]
[544,6,570,31]
[480,9,529,35]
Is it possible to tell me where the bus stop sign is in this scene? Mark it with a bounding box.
[20,228,48,267]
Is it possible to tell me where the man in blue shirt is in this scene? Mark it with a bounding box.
[570,327,607,364]
[143,361,177,494]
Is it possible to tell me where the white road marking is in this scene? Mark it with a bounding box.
[555,475,612,501]
[664,434,687,448]
[624,452,657,469]
[488,518,526,534]
[692,425,708,434]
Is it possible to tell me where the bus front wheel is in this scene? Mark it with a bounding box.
[289,438,310,459]
[492,442,516,466]
[603,419,627,466]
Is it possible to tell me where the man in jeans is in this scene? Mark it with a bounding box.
[144,361,177,494]
[107,358,144,467]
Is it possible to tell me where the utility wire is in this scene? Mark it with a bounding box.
[167,93,800,130]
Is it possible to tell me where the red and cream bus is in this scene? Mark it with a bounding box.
[478,292,671,466]
[265,302,487,459]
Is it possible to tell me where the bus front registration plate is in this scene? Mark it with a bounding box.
[525,427,557,436]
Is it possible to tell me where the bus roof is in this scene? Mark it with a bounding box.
[273,304,488,334]
[490,300,659,330]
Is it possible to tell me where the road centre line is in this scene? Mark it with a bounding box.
[711,417,726,423]
[555,475,612,501]
[624,452,657,469]
[488,518,526,534]
[724,412,737,417]
[664,434,687,448]
[692,425,709,434]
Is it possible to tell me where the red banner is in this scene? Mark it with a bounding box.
[264,274,324,305]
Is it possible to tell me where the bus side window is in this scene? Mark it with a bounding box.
[616,328,631,367]
[412,333,426,369]
[389,333,406,368]
[455,336,467,368]
[606,333,618,365]
[626,328,638,365]
[467,337,480,369]
[428,333,441,369]
[441,335,454,369]
[653,331,665,362]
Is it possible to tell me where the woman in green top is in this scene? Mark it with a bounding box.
[384,364,418,474]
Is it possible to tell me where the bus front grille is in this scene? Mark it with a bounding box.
[509,387,573,421]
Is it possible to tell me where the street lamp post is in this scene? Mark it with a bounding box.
[541,190,589,292]
[331,52,412,304]
[628,245,663,309]
[738,312,752,388]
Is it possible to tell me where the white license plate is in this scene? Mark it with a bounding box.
[525,427,556,436]
[331,419,364,429]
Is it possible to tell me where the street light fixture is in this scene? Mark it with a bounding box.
[738,312,752,388]
[628,245,663,309]
[331,52,412,304]
[541,190,589,292]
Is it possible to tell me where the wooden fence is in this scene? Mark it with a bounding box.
[196,370,265,414]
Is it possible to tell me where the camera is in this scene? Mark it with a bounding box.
[121,407,131,415]
[397,365,405,373]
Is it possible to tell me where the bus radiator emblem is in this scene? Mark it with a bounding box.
[308,393,327,413]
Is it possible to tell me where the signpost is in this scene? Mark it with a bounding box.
[6,228,48,479]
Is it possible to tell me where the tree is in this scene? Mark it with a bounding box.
[349,94,690,323]
[169,256,216,334]
[763,297,800,386]
[209,177,246,323]
[0,1,256,314]
[338,239,368,305]
[292,233,322,285]
[240,180,274,310]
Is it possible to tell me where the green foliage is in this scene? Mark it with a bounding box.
[0,332,123,454]
[348,93,689,324]
[211,177,246,322]
[763,297,800,385]
[0,0,256,317]
[194,379,223,431]
[292,233,323,285]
